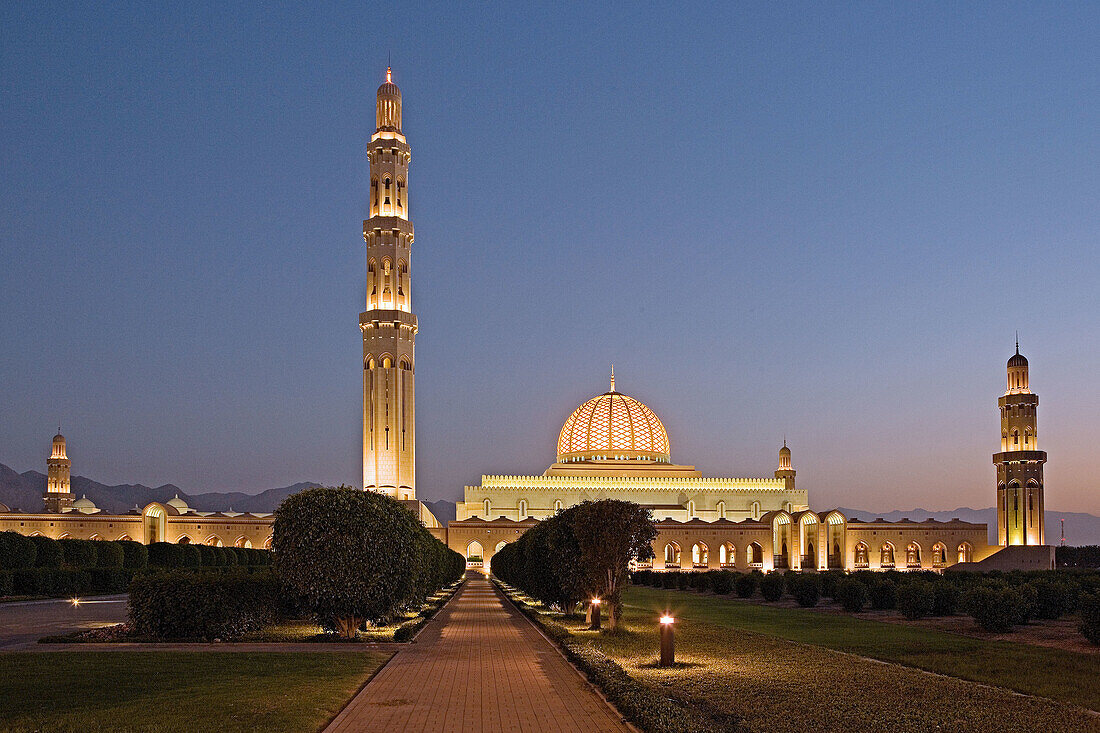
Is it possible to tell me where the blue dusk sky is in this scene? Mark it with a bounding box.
[1,2,1097,512]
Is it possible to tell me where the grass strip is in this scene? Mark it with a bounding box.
[628,586,1100,711]
[495,579,745,733]
[0,651,390,733]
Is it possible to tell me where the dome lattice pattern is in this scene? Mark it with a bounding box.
[557,391,670,462]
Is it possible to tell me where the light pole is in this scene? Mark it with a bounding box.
[589,598,602,630]
[659,615,675,666]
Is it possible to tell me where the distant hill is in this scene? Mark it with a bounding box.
[3,464,1095,544]
[0,462,322,515]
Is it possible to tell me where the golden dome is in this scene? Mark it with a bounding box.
[557,379,670,463]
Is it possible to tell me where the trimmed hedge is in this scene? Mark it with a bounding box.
[58,539,97,569]
[29,535,62,568]
[897,580,935,619]
[94,541,125,568]
[118,540,148,570]
[963,586,1017,632]
[735,572,759,598]
[0,532,36,570]
[0,570,12,596]
[13,568,93,597]
[790,574,821,607]
[129,570,281,640]
[1079,591,1100,645]
[145,542,272,569]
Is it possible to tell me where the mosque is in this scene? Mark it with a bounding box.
[0,69,1054,574]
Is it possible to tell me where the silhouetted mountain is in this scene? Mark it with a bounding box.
[0,462,323,515]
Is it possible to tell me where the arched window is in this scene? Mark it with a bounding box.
[89,534,102,541]
[263,535,273,550]
[687,501,695,519]
[906,542,921,568]
[719,543,735,567]
[751,501,761,520]
[116,534,131,542]
[235,537,252,549]
[399,357,412,371]
[483,498,491,518]
[880,542,895,568]
[518,499,528,519]
[382,356,392,369]
[854,541,869,568]
[383,177,391,206]
[554,499,563,513]
[206,536,223,547]
[747,541,763,567]
[178,536,191,545]
[716,501,726,519]
[664,542,681,568]
[958,542,973,564]
[932,542,947,567]
[692,542,708,568]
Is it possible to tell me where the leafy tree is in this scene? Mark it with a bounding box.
[835,578,868,612]
[273,486,460,638]
[573,500,657,629]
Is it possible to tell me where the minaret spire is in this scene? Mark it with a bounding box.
[610,365,615,392]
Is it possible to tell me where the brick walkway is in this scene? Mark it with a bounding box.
[326,576,632,733]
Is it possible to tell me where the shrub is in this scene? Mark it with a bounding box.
[1011,582,1038,625]
[198,545,220,567]
[275,486,463,637]
[964,586,1017,633]
[660,571,679,589]
[760,572,784,602]
[791,574,821,607]
[13,568,49,595]
[95,541,125,568]
[58,539,96,569]
[819,569,844,598]
[0,570,12,596]
[835,578,868,612]
[1079,591,1100,645]
[897,580,935,619]
[181,544,201,568]
[129,570,281,640]
[29,536,62,568]
[931,579,960,616]
[869,579,897,610]
[709,570,734,595]
[220,546,238,566]
[1030,578,1070,620]
[0,532,36,570]
[734,572,758,598]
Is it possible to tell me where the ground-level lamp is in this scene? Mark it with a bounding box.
[588,598,602,630]
[659,614,675,667]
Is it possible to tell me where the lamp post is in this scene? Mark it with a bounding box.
[589,598,602,630]
[659,615,675,667]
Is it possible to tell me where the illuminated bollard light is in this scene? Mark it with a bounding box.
[659,615,675,667]
[589,598,602,630]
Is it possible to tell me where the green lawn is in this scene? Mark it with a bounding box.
[0,651,389,733]
[543,587,1100,733]
[627,586,1100,711]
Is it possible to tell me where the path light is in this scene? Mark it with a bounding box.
[70,598,81,607]
[589,598,602,630]
[659,614,675,667]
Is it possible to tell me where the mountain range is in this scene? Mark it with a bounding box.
[1,463,1096,545]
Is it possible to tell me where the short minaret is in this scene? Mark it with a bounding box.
[994,341,1046,545]
[44,430,74,513]
[775,440,795,492]
[361,67,417,500]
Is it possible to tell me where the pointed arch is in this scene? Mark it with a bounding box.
[663,542,681,568]
[906,541,921,568]
[691,542,709,568]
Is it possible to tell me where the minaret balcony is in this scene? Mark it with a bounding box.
[360,309,418,333]
[992,450,1047,464]
[364,216,414,237]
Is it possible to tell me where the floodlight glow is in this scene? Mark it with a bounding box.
[660,615,674,625]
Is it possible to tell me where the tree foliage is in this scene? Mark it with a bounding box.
[493,500,656,628]
[273,486,462,637]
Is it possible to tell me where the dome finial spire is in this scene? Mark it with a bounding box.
[1015,330,1019,355]
[610,364,615,392]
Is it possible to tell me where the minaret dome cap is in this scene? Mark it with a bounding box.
[377,66,401,99]
[1008,351,1028,368]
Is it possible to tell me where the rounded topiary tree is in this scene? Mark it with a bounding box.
[760,572,784,602]
[274,486,423,638]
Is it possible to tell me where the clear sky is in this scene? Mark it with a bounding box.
[2,2,1097,512]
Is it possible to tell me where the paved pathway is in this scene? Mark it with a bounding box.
[326,576,632,733]
[0,594,127,650]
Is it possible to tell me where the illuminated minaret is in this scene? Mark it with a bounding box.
[775,440,795,492]
[43,430,74,513]
[361,67,416,500]
[994,340,1046,545]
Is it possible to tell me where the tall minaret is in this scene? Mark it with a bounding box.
[775,440,795,492]
[994,341,1046,545]
[361,67,417,500]
[44,430,74,513]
